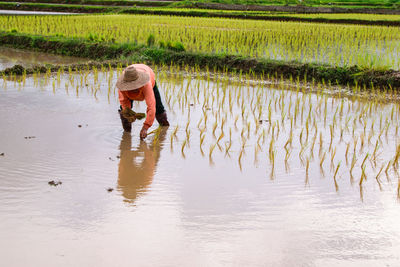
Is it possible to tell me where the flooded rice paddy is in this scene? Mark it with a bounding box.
[0,47,89,70]
[1,65,400,266]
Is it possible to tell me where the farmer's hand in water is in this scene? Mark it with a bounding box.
[140,127,148,140]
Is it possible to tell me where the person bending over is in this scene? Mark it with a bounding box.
[117,64,169,139]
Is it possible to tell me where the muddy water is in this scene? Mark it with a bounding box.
[0,47,89,70]
[1,68,400,266]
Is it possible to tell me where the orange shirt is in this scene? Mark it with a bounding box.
[118,64,156,130]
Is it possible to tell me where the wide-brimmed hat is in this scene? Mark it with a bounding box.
[116,65,150,91]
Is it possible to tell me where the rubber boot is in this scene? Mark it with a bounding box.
[156,111,170,126]
[118,110,132,132]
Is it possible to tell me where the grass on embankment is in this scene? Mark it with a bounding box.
[120,7,400,26]
[0,0,171,7]
[188,0,400,9]
[1,2,400,26]
[0,31,399,89]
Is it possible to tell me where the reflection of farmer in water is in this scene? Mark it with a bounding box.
[117,64,169,139]
[117,130,167,204]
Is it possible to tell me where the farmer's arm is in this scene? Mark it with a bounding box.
[142,83,156,130]
[118,90,132,109]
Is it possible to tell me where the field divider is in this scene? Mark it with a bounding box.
[1,31,399,89]
[0,2,399,26]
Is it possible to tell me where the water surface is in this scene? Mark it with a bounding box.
[0,46,89,70]
[0,68,399,266]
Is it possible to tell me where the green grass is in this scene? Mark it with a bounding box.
[193,0,400,8]
[1,14,398,70]
[0,0,170,7]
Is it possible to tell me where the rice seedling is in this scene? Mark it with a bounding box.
[375,164,384,191]
[181,139,187,158]
[333,162,341,192]
[320,151,326,168]
[209,143,217,159]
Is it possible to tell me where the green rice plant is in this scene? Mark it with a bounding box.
[181,139,187,157]
[270,149,276,180]
[320,151,326,168]
[319,132,323,156]
[375,164,384,191]
[216,132,224,146]
[212,120,218,137]
[238,148,244,170]
[330,147,337,165]
[209,143,217,158]
[333,162,341,192]
[345,142,350,165]
[385,160,392,180]
[359,165,367,186]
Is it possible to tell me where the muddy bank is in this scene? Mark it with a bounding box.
[193,2,400,15]
[0,46,89,69]
[1,31,399,89]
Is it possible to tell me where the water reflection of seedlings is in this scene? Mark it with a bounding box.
[375,164,384,191]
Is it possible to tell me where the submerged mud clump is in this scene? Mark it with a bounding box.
[48,180,62,186]
[0,153,4,156]
[3,64,25,75]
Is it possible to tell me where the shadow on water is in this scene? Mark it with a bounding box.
[117,128,168,204]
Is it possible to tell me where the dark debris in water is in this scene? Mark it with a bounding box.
[0,153,4,156]
[24,136,36,139]
[107,188,114,192]
[3,64,25,75]
[108,157,114,161]
[48,180,62,186]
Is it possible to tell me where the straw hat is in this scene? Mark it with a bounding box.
[116,65,150,91]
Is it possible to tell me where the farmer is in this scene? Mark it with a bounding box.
[117,64,169,139]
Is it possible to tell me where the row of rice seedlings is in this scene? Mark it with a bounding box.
[1,14,399,69]
[8,62,400,199]
[156,63,400,198]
